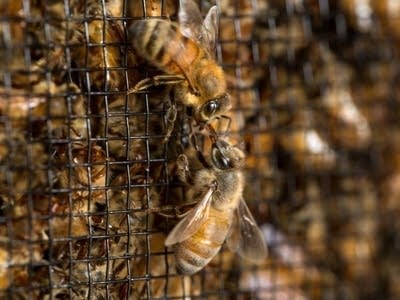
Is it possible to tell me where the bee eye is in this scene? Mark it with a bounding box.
[202,100,219,117]
[211,145,231,170]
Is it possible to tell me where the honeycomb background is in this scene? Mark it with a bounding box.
[0,0,399,299]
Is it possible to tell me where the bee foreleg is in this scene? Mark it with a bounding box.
[188,122,212,169]
[127,75,186,94]
[157,209,191,219]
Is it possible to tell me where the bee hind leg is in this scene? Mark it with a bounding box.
[176,154,194,185]
[149,201,199,218]
[127,74,186,94]
[163,92,178,143]
[157,209,191,219]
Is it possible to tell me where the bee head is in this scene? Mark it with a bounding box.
[196,93,231,123]
[211,139,245,170]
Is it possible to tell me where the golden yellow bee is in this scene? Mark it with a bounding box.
[129,0,231,125]
[165,138,267,275]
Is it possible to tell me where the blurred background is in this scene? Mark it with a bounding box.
[0,0,399,299]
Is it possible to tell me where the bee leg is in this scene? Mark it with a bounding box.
[192,133,212,169]
[127,75,186,94]
[186,121,212,169]
[174,209,193,218]
[157,209,191,219]
[149,201,199,218]
[176,154,194,185]
[163,92,177,143]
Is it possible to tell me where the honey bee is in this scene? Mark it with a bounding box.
[165,137,267,275]
[129,0,231,126]
[310,44,372,150]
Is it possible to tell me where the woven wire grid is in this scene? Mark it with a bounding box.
[0,0,399,299]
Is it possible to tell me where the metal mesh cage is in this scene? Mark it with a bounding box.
[0,0,399,299]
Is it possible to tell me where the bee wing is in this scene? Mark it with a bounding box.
[165,187,214,247]
[200,5,219,56]
[179,0,204,40]
[179,0,218,56]
[226,198,267,263]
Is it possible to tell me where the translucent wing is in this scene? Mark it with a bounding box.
[226,198,267,262]
[200,6,219,56]
[167,23,200,87]
[165,187,214,246]
[179,0,219,56]
[179,0,203,40]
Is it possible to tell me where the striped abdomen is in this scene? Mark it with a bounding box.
[173,207,233,275]
[130,19,205,78]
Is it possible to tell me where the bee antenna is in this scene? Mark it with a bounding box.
[206,124,218,143]
[188,122,212,169]
[196,147,211,169]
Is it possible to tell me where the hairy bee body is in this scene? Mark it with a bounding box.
[165,140,268,275]
[130,7,231,123]
[132,20,201,76]
[131,19,226,101]
[193,168,245,210]
[173,206,232,274]
[174,167,244,274]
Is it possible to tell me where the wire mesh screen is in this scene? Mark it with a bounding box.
[0,0,399,299]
